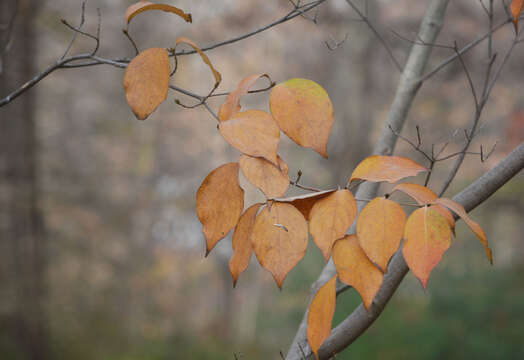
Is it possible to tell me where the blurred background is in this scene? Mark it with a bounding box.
[1,0,523,359]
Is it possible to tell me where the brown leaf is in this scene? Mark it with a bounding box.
[229,203,262,287]
[252,203,308,288]
[196,163,244,255]
[239,154,289,198]
[333,235,383,310]
[219,110,280,165]
[125,1,192,25]
[123,48,170,120]
[309,190,357,260]
[349,155,427,184]
[434,198,492,264]
[307,276,337,359]
[402,207,452,289]
[393,183,455,234]
[275,189,336,220]
[269,78,334,157]
[511,0,524,32]
[219,74,272,121]
[356,197,405,272]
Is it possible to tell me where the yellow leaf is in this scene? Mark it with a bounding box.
[307,276,337,359]
[356,197,405,272]
[252,203,308,288]
[349,155,427,184]
[219,110,280,165]
[274,189,336,220]
[125,1,192,25]
[219,74,272,121]
[402,207,452,289]
[269,78,334,157]
[239,154,289,198]
[309,190,357,260]
[333,235,383,310]
[196,163,244,255]
[123,48,170,120]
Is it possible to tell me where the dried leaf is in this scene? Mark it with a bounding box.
[511,0,524,32]
[175,37,222,90]
[434,198,492,264]
[393,183,455,234]
[229,203,262,287]
[307,276,337,359]
[123,48,170,120]
[269,78,334,157]
[349,155,427,184]
[252,203,308,288]
[196,163,244,255]
[402,207,452,289]
[125,1,192,25]
[356,197,405,272]
[219,110,280,165]
[309,190,357,260]
[239,154,289,198]
[333,235,383,310]
[275,189,336,220]
[219,74,272,121]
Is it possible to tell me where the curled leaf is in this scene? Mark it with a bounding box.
[269,78,334,157]
[309,190,357,260]
[349,155,427,184]
[252,203,308,288]
[333,235,383,310]
[196,163,244,255]
[275,189,336,220]
[123,48,170,120]
[239,154,289,198]
[511,0,524,32]
[219,110,280,165]
[125,1,192,25]
[219,74,273,121]
[307,276,337,359]
[229,203,263,287]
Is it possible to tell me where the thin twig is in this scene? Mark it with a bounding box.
[453,41,479,111]
[61,0,86,60]
[122,29,139,55]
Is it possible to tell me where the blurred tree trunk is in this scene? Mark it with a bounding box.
[0,1,49,359]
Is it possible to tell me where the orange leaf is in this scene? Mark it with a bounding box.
[349,155,427,184]
[252,203,308,288]
[309,190,357,260]
[219,110,280,165]
[511,0,524,32]
[239,154,289,198]
[356,197,405,272]
[434,198,492,264]
[229,203,262,287]
[393,183,455,234]
[219,74,272,121]
[333,235,383,310]
[402,207,452,289]
[275,189,336,220]
[125,1,192,25]
[123,48,170,120]
[307,276,337,359]
[269,78,334,157]
[196,163,244,255]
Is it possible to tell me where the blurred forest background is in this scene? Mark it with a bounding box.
[1,0,523,359]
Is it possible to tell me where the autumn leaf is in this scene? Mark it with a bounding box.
[333,235,383,310]
[511,0,524,32]
[307,276,337,359]
[239,154,289,198]
[252,202,308,288]
[349,155,427,184]
[219,74,272,122]
[229,203,262,287]
[123,48,170,120]
[196,163,244,255]
[402,207,452,289]
[275,189,336,220]
[269,78,334,157]
[393,183,456,234]
[434,198,492,264]
[356,197,405,272]
[125,1,192,26]
[219,110,280,165]
[309,190,357,260]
